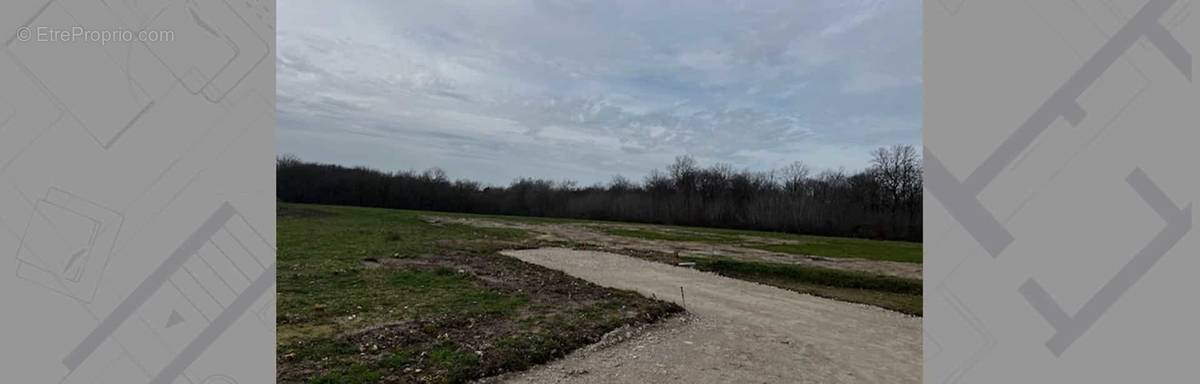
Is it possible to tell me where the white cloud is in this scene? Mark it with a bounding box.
[842,71,919,94]
[277,0,921,185]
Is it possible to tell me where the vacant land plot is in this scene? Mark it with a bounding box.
[425,214,922,315]
[425,216,921,279]
[279,203,922,383]
[277,205,680,383]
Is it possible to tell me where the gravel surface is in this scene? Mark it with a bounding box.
[426,216,921,280]
[493,248,921,384]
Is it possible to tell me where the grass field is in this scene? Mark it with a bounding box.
[598,225,922,263]
[278,203,922,382]
[681,257,921,315]
[277,204,680,383]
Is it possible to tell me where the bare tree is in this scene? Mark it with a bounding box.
[276,146,924,241]
[870,144,922,237]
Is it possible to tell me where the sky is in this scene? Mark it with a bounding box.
[277,0,921,186]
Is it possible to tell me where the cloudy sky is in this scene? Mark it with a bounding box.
[277,0,921,185]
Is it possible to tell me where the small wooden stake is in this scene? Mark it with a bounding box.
[680,286,686,307]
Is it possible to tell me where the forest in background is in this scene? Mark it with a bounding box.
[276,145,922,241]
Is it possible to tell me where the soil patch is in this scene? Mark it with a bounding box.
[279,246,681,383]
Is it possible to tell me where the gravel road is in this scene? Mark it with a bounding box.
[495,248,921,384]
[427,216,921,279]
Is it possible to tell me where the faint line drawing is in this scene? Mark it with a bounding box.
[935,255,997,383]
[7,1,155,150]
[61,204,233,371]
[197,0,270,104]
[1,0,54,48]
[1020,168,1191,356]
[0,50,65,174]
[62,202,274,384]
[937,0,968,16]
[0,95,14,131]
[924,0,1190,257]
[15,188,124,303]
[142,0,269,104]
[151,259,273,384]
[201,374,238,384]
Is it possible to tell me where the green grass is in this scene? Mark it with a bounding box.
[595,224,922,263]
[371,204,923,315]
[410,207,923,264]
[598,227,740,243]
[747,241,922,263]
[277,202,920,384]
[686,257,920,294]
[684,257,922,316]
[277,203,680,383]
[311,364,383,384]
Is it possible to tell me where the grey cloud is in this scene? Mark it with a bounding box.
[277,0,920,185]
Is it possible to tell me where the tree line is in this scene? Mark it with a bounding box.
[276,145,922,241]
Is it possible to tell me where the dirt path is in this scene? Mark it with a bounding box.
[426,216,921,280]
[493,248,920,384]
